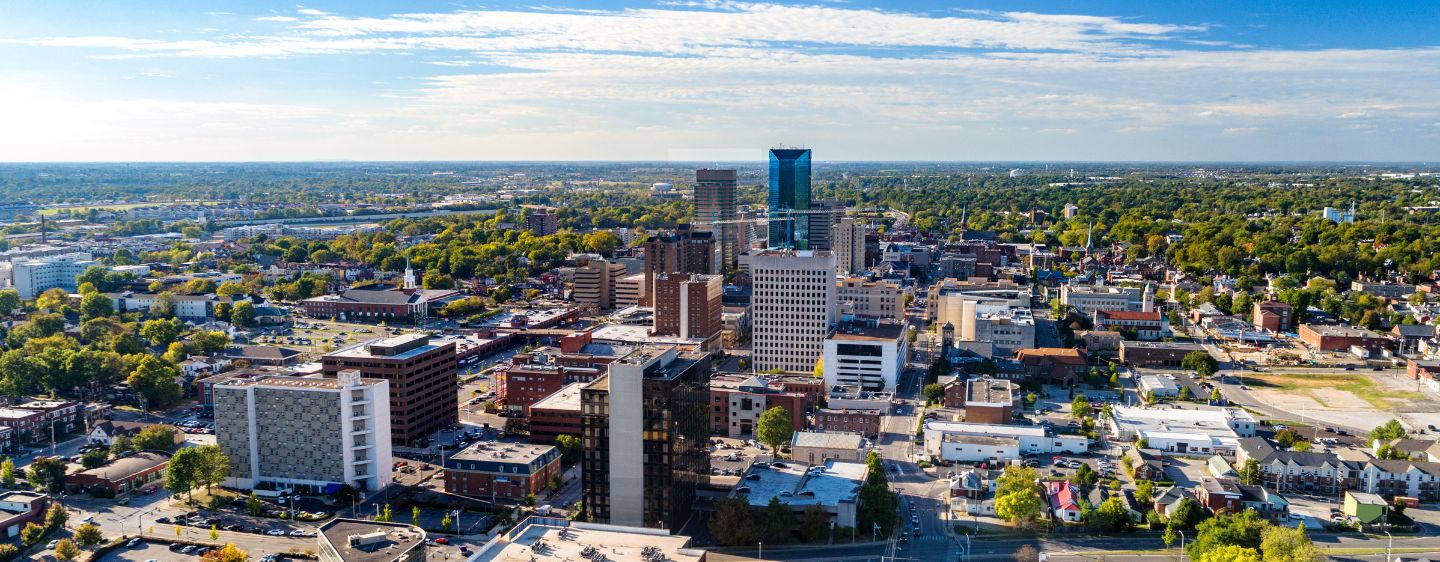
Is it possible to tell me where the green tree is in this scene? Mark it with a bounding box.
[756,406,795,454]
[555,434,582,464]
[133,425,181,452]
[413,506,421,527]
[799,505,830,543]
[1198,545,1260,562]
[75,522,104,546]
[79,292,114,320]
[1085,497,1134,533]
[1162,523,1177,548]
[1134,480,1154,505]
[210,524,219,541]
[54,538,80,561]
[1071,395,1093,419]
[1260,523,1319,562]
[19,522,44,546]
[80,449,109,469]
[1074,463,1098,489]
[1181,351,1219,378]
[1168,497,1207,530]
[994,465,1044,527]
[1369,419,1408,443]
[45,502,68,529]
[441,512,453,531]
[709,498,757,546]
[127,355,184,409]
[166,446,203,501]
[140,317,184,347]
[0,544,16,560]
[923,383,944,405]
[1187,510,1266,559]
[0,457,13,488]
[26,457,65,492]
[247,492,263,516]
[37,288,72,313]
[0,290,21,315]
[150,291,178,318]
[1239,459,1263,485]
[230,300,256,328]
[110,434,134,455]
[759,496,793,544]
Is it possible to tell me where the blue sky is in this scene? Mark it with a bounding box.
[2,1,1438,162]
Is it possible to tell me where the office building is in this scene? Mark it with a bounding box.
[572,256,630,311]
[214,372,393,493]
[1060,284,1152,316]
[1253,300,1294,333]
[10,252,96,299]
[822,321,907,391]
[707,374,815,439]
[694,168,740,272]
[614,273,644,307]
[581,347,711,531]
[321,334,457,446]
[964,377,1018,425]
[835,276,905,321]
[807,198,843,251]
[443,442,562,500]
[767,148,812,250]
[642,227,715,305]
[832,216,866,275]
[522,205,559,236]
[652,272,723,351]
[750,249,836,373]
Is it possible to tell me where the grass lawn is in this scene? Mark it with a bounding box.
[1246,373,1424,410]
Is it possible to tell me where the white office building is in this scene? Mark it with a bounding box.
[1060,284,1152,316]
[213,372,393,494]
[751,250,836,373]
[923,421,1089,462]
[822,322,907,391]
[10,252,96,299]
[1107,406,1257,456]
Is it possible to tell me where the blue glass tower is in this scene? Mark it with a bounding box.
[767,148,812,250]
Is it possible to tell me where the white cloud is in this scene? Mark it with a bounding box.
[1223,127,1260,135]
[255,16,300,22]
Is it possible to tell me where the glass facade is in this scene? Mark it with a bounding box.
[767,148,812,250]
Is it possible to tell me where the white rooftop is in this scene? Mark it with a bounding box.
[734,459,866,509]
[468,518,702,562]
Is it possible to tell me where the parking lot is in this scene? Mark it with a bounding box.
[97,540,301,562]
[707,438,771,486]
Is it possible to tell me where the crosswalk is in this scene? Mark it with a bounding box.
[900,535,950,544]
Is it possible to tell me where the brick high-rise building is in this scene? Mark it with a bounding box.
[521,205,559,236]
[321,334,457,446]
[693,169,739,272]
[642,226,715,305]
[652,272,723,351]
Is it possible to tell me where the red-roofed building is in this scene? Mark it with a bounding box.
[1016,348,1088,384]
[1252,301,1293,333]
[1092,310,1167,340]
[1045,480,1083,522]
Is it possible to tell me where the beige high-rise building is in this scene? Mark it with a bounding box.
[694,169,739,272]
[832,216,866,275]
[572,257,629,311]
[751,250,836,373]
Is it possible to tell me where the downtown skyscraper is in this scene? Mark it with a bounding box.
[693,168,738,272]
[767,148,812,250]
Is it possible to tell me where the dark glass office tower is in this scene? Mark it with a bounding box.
[767,148,812,250]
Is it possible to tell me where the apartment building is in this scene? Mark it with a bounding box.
[443,442,562,500]
[572,256,629,311]
[835,276,904,321]
[707,374,811,439]
[214,372,393,494]
[521,205,559,236]
[321,334,457,446]
[751,250,836,373]
[832,216,867,275]
[652,272,723,351]
[10,252,96,299]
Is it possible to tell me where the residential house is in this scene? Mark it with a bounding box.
[1044,480,1083,523]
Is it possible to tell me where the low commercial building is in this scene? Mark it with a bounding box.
[963,377,1017,425]
[469,517,704,562]
[1119,341,1207,368]
[789,431,866,464]
[732,459,867,528]
[110,292,252,321]
[1016,348,1087,383]
[812,408,881,438]
[1138,375,1179,398]
[709,374,811,439]
[317,519,426,562]
[527,382,583,444]
[0,491,50,538]
[1299,324,1391,353]
[64,451,170,495]
[923,421,1088,462]
[1108,406,1257,456]
[1093,310,1167,340]
[1343,492,1389,524]
[443,441,562,500]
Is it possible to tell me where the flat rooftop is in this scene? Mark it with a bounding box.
[449,441,557,465]
[222,374,382,390]
[966,378,1015,406]
[790,431,864,450]
[734,459,867,509]
[472,518,702,562]
[530,382,583,412]
[1303,324,1385,338]
[590,324,701,346]
[318,519,426,562]
[925,421,1046,438]
[830,322,905,342]
[328,334,447,361]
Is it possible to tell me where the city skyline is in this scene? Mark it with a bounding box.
[2,1,1439,162]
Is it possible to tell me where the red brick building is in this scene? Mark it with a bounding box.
[652,272,723,351]
[0,491,50,538]
[443,442,562,500]
[1196,477,1244,513]
[963,377,1017,425]
[1299,324,1391,353]
[1252,301,1293,333]
[495,359,603,416]
[813,408,881,437]
[321,334,458,446]
[64,452,170,495]
[1016,348,1088,383]
[708,374,811,439]
[527,383,583,444]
